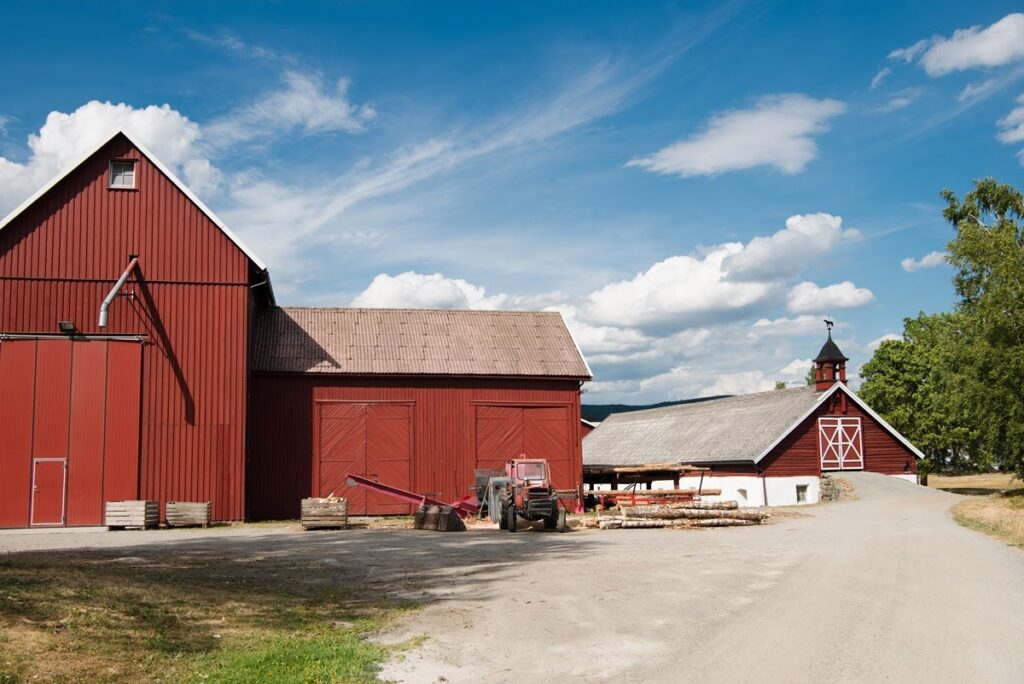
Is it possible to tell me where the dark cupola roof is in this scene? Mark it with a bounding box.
[814,333,848,363]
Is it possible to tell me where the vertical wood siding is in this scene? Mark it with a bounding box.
[0,134,252,521]
[247,375,583,520]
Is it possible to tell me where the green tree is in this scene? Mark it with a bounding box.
[805,365,816,386]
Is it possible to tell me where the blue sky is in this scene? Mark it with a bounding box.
[2,2,1023,402]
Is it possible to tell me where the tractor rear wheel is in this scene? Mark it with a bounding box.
[505,504,517,533]
[544,511,557,529]
[556,509,569,533]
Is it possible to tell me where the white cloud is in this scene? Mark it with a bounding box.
[205,71,375,146]
[997,94,1024,144]
[698,370,776,397]
[583,243,776,331]
[777,358,813,383]
[626,94,846,177]
[891,13,1024,76]
[786,281,874,313]
[870,67,892,89]
[958,78,998,102]
[351,271,507,309]
[723,212,861,281]
[748,314,830,339]
[0,115,10,135]
[0,100,216,213]
[868,333,902,352]
[901,250,947,272]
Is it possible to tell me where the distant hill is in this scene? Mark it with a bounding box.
[582,395,729,423]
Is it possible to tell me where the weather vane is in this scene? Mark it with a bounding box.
[824,319,834,333]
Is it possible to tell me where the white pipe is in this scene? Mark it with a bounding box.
[98,257,139,328]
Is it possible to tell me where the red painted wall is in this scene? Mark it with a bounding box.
[247,374,583,520]
[0,134,255,522]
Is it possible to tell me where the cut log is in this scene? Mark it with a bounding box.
[621,505,769,521]
[601,488,722,498]
[690,518,758,527]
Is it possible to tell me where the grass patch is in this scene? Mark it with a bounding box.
[0,549,417,683]
[953,491,1024,550]
[928,472,1021,496]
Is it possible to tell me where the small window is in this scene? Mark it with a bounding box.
[796,484,808,503]
[109,160,136,189]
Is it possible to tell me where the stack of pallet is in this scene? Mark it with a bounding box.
[165,501,212,528]
[598,500,769,529]
[105,500,160,530]
[300,497,349,530]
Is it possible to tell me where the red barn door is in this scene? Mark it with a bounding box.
[475,405,574,489]
[315,402,413,515]
[818,417,864,471]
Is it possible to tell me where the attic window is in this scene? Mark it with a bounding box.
[109,160,136,189]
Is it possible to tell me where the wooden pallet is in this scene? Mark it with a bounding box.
[105,500,159,530]
[165,501,212,528]
[301,498,348,530]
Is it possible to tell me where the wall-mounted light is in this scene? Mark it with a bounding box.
[58,321,77,335]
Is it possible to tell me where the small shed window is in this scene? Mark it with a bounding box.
[109,160,136,189]
[796,484,808,503]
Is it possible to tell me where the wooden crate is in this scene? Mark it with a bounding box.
[301,497,348,530]
[165,501,212,528]
[105,500,159,530]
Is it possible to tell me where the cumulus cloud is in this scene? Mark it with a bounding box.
[786,281,874,313]
[870,67,892,90]
[997,94,1024,144]
[0,100,216,213]
[723,213,861,281]
[351,271,507,309]
[901,251,947,272]
[777,358,813,383]
[868,333,902,352]
[583,243,776,331]
[626,94,846,177]
[205,71,375,146]
[890,13,1024,76]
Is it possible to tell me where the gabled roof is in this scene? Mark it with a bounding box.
[252,306,593,378]
[583,382,924,467]
[0,129,268,272]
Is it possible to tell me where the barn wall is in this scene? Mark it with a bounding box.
[759,390,918,477]
[0,134,252,521]
[247,374,583,520]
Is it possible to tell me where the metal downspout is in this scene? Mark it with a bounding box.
[98,257,139,328]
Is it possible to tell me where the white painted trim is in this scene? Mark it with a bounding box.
[753,382,926,464]
[581,419,600,428]
[0,129,268,271]
[891,474,919,484]
[559,310,594,380]
[30,458,67,526]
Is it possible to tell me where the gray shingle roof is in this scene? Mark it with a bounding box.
[252,306,592,378]
[583,386,823,466]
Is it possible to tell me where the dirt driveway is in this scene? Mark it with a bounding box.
[3,473,1023,683]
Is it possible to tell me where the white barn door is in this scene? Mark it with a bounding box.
[818,417,864,470]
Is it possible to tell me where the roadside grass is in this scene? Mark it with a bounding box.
[0,549,418,683]
[928,472,1020,496]
[952,491,1024,551]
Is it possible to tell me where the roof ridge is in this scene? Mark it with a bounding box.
[278,306,560,316]
[605,385,815,420]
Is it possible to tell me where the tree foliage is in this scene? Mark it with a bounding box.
[861,178,1024,477]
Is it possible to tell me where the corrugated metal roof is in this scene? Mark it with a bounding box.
[252,306,592,378]
[583,386,823,466]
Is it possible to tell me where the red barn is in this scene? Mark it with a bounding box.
[0,130,590,528]
[583,331,923,506]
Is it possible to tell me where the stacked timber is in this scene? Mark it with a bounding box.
[598,501,769,530]
[105,500,159,530]
[165,501,212,528]
[301,497,349,530]
[414,505,465,532]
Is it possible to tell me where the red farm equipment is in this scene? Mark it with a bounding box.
[476,458,570,533]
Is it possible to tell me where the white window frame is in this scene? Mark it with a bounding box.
[109,159,137,190]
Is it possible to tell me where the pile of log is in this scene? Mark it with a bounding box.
[301,497,349,530]
[165,501,212,528]
[598,500,769,530]
[105,500,159,530]
[596,488,723,506]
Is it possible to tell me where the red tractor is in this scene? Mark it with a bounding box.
[476,457,569,533]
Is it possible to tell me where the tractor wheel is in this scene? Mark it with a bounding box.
[556,509,569,533]
[505,504,517,533]
[544,512,557,529]
[498,505,508,529]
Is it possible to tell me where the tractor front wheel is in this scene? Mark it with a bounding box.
[544,511,557,529]
[556,509,569,533]
[505,504,517,533]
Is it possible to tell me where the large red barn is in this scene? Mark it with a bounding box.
[0,131,590,528]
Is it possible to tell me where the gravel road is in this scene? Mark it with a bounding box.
[3,473,1022,683]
